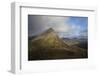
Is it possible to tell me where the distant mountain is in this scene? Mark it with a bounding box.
[28,28,88,60]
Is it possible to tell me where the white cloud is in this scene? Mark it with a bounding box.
[29,15,87,38]
[38,16,70,33]
[29,16,71,36]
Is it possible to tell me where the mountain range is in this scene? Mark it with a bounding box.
[28,28,88,60]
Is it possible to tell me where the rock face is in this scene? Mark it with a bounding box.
[28,28,88,60]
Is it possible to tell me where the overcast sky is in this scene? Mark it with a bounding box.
[28,15,88,38]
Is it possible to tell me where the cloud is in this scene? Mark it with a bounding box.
[47,16,70,33]
[28,15,88,38]
[28,15,70,36]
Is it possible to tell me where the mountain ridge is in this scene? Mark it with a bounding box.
[31,28,69,48]
[28,28,88,60]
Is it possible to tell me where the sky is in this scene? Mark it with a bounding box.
[28,15,88,38]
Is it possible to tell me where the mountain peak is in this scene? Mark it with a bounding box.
[45,28,55,33]
[41,28,56,36]
[31,27,69,48]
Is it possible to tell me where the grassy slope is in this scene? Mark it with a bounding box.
[28,28,88,60]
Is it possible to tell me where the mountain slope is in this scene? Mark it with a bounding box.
[31,28,69,49]
[28,28,88,60]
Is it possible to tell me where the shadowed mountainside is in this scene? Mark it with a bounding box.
[28,28,88,60]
